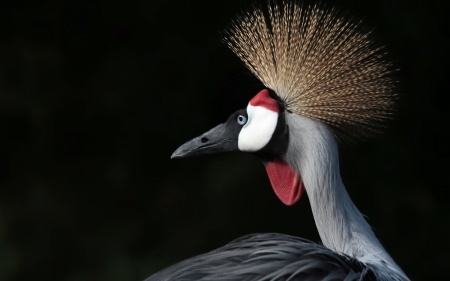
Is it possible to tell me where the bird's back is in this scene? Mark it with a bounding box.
[145,233,376,281]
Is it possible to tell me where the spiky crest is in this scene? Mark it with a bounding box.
[223,1,397,140]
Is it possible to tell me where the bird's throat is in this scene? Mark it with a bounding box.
[265,158,304,206]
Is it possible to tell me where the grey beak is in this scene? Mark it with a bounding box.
[171,123,239,159]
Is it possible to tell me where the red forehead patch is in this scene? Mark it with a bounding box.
[249,89,279,112]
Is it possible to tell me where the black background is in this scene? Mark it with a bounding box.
[0,0,448,280]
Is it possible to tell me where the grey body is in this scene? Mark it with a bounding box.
[146,233,375,281]
[146,114,410,281]
[148,2,410,278]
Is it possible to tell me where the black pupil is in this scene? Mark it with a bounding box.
[238,116,244,123]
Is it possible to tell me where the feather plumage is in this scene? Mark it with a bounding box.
[224,1,397,140]
[146,233,376,281]
[146,2,409,281]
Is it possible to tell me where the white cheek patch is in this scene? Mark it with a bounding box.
[238,104,279,152]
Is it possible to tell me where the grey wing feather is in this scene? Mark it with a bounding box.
[145,233,376,281]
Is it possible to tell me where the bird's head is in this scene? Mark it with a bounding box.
[171,88,303,206]
[171,1,396,206]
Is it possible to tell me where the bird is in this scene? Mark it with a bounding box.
[146,1,410,281]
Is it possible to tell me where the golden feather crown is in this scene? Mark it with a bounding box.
[224,1,397,140]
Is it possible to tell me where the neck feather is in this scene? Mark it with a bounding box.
[283,113,409,280]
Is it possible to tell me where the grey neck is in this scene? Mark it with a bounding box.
[283,113,409,281]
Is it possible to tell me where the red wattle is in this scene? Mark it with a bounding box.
[265,159,304,206]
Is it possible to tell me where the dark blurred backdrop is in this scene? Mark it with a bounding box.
[0,0,448,280]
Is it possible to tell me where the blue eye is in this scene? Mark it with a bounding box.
[236,114,247,125]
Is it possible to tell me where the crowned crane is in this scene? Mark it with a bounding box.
[146,1,409,281]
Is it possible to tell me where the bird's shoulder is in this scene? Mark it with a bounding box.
[145,233,376,281]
